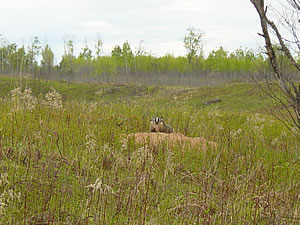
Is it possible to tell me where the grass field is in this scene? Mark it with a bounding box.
[0,76,299,224]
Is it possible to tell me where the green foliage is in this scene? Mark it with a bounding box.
[205,47,267,73]
[0,34,296,81]
[93,56,117,77]
[184,27,204,65]
[41,44,54,75]
[27,36,41,75]
[94,35,103,58]
[79,40,92,61]
[111,41,134,74]
[59,39,75,77]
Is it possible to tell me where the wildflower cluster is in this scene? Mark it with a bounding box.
[42,89,63,109]
[85,131,97,153]
[247,113,266,124]
[10,87,37,111]
[86,178,114,194]
[0,173,21,216]
[246,113,266,138]
[230,128,242,138]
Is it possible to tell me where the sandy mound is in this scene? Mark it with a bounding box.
[127,132,217,150]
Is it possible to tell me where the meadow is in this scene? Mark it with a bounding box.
[0,76,299,224]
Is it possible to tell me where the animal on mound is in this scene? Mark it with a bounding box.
[150,117,173,133]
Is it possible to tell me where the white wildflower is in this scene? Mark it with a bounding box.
[34,131,43,141]
[22,88,37,110]
[0,173,21,216]
[0,173,9,186]
[252,125,264,134]
[86,132,96,153]
[86,178,114,194]
[42,89,63,109]
[10,87,37,111]
[230,128,242,137]
[10,87,22,105]
[0,199,7,215]
[247,113,266,124]
[208,110,221,117]
[87,102,98,113]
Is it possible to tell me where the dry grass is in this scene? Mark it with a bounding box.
[128,132,217,150]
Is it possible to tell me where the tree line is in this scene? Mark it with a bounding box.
[0,31,298,83]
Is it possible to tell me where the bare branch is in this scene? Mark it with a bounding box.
[251,0,300,134]
[267,20,300,71]
[288,0,300,10]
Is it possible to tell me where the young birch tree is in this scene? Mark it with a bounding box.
[183,27,205,69]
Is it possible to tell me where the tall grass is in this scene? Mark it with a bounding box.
[0,80,298,224]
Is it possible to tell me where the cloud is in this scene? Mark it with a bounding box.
[85,20,113,31]
[164,0,206,13]
[0,0,264,60]
[84,20,126,37]
[147,40,186,56]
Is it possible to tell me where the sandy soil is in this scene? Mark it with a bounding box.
[127,132,217,150]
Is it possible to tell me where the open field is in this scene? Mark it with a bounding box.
[0,76,299,224]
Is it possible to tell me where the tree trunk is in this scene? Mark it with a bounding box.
[250,0,300,132]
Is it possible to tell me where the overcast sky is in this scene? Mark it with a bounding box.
[0,0,264,61]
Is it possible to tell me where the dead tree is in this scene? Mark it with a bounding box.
[250,0,300,136]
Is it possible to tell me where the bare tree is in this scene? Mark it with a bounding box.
[250,0,300,136]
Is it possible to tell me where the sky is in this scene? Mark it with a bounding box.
[0,0,264,62]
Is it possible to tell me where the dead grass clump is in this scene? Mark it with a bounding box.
[128,132,217,150]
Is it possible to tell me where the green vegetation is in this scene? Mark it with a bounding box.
[0,34,275,84]
[0,76,298,224]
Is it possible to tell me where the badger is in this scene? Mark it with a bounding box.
[150,117,173,133]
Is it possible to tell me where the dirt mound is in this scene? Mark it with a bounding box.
[127,132,217,150]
